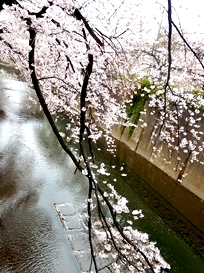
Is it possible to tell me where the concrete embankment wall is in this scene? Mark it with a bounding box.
[111,105,204,233]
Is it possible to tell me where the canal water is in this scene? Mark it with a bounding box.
[0,63,203,272]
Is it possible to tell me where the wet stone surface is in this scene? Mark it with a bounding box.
[54,203,110,273]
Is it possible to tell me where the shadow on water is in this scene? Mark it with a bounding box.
[0,63,204,273]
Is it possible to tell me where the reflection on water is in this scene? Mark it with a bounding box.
[0,64,204,273]
[0,68,87,273]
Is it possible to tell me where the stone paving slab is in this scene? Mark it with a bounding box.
[54,203,111,273]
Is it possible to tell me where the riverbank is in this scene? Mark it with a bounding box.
[109,121,204,256]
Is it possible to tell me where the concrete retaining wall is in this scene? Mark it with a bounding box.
[111,105,204,233]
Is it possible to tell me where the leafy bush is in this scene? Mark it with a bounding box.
[122,77,152,139]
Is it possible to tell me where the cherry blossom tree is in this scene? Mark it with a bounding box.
[141,1,204,179]
[115,0,204,181]
[1,0,203,272]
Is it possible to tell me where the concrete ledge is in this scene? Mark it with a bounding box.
[115,139,204,234]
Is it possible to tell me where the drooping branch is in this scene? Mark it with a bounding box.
[74,8,104,47]
[165,0,172,90]
[94,185,141,271]
[79,142,99,272]
[28,27,82,172]
[162,0,172,117]
[75,39,154,271]
[79,53,93,143]
[96,185,156,273]
[172,20,204,70]
[159,0,204,71]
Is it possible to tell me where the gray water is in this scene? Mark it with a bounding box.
[0,63,204,273]
[0,68,87,273]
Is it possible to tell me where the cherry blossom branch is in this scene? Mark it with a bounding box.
[28,27,82,172]
[77,37,155,272]
[171,20,204,70]
[94,185,140,271]
[164,0,172,111]
[79,53,93,143]
[78,143,99,272]
[73,8,104,47]
[96,185,156,273]
[76,50,100,271]
[38,76,78,91]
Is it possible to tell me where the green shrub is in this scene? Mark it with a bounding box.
[121,77,151,139]
[192,88,204,97]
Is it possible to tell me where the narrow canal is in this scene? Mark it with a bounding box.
[0,63,204,272]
